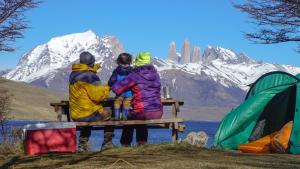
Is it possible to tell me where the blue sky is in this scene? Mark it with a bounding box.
[1,0,300,69]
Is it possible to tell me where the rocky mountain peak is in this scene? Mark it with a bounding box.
[191,46,201,63]
[180,39,191,64]
[168,41,178,63]
[101,35,124,56]
[203,46,255,64]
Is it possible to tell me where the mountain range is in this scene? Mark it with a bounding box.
[2,30,300,120]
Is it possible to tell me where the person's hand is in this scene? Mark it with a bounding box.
[101,109,112,121]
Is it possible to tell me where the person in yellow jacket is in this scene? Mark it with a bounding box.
[69,51,114,151]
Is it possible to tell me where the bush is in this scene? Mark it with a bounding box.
[0,140,23,156]
[0,87,22,155]
[0,87,11,142]
[0,127,24,155]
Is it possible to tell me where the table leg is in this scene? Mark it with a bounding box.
[172,122,179,144]
[171,102,180,143]
[172,103,177,118]
[55,106,62,122]
[63,106,71,122]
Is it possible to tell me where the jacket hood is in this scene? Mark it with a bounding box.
[116,65,132,75]
[134,64,158,81]
[72,63,100,73]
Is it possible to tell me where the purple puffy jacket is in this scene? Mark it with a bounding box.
[112,65,163,120]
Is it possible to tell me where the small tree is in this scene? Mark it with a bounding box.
[0,0,41,52]
[234,0,300,51]
[0,87,11,142]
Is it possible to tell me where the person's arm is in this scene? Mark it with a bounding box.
[108,69,117,87]
[79,82,110,102]
[112,73,136,95]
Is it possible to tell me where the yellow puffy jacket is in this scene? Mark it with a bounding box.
[69,64,110,120]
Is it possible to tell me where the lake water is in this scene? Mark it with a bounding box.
[3,120,220,151]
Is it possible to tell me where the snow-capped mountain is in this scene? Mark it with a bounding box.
[157,46,300,91]
[3,31,300,119]
[3,30,123,82]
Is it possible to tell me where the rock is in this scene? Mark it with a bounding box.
[105,36,124,56]
[180,39,191,64]
[191,46,201,63]
[183,131,208,147]
[168,41,178,63]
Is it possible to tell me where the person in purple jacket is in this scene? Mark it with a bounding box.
[112,52,163,145]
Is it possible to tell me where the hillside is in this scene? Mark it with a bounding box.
[0,78,67,120]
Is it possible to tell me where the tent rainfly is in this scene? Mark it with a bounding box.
[214,71,300,154]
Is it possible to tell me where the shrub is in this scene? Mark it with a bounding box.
[0,87,22,155]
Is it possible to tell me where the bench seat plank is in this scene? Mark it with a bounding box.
[77,123,185,132]
[75,118,184,127]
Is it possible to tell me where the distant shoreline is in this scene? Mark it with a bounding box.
[8,119,220,123]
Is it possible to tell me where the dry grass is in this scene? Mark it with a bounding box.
[1,143,300,169]
[0,141,23,156]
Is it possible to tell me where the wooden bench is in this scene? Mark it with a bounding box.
[50,98,185,143]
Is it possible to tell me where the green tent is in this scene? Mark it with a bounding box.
[214,71,300,154]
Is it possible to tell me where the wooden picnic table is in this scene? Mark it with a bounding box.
[50,98,184,143]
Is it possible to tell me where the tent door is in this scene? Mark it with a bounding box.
[249,85,296,142]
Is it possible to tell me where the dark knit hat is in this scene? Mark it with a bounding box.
[117,53,132,65]
[79,51,95,67]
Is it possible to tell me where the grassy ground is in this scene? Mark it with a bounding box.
[1,144,300,169]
